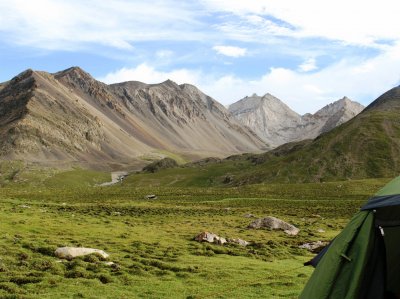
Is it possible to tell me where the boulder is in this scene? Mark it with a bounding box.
[248,216,299,235]
[194,232,227,245]
[299,241,328,253]
[54,247,109,260]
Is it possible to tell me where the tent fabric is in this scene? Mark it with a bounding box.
[300,211,374,299]
[303,241,332,267]
[300,175,400,298]
[361,194,400,210]
[373,176,400,197]
[361,176,400,210]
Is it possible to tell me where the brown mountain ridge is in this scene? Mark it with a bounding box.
[0,67,267,169]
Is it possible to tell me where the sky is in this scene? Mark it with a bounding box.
[1,0,400,114]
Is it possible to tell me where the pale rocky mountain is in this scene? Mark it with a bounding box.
[228,93,303,148]
[300,96,365,140]
[229,93,364,148]
[0,67,266,169]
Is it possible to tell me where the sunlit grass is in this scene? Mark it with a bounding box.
[0,168,389,298]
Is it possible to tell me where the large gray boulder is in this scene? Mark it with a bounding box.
[55,247,109,260]
[248,216,299,235]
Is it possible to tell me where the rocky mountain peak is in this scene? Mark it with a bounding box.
[229,93,364,148]
[313,97,364,119]
[55,66,91,80]
[159,79,179,89]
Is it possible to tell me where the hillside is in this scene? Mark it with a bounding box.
[229,94,364,148]
[128,85,400,185]
[0,67,266,169]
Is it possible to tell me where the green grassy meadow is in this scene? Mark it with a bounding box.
[0,166,391,298]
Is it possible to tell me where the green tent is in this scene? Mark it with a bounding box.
[300,177,400,299]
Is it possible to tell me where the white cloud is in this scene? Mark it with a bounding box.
[202,0,400,47]
[99,63,201,86]
[100,43,400,114]
[0,0,206,50]
[213,45,247,57]
[298,58,317,72]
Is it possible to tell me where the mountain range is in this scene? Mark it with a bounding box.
[229,93,364,148]
[0,66,373,177]
[208,85,400,184]
[0,67,266,169]
[123,84,400,186]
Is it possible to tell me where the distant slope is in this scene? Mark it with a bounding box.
[229,94,364,148]
[0,67,266,169]
[128,85,400,185]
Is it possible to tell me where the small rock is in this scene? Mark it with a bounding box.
[317,228,325,233]
[145,194,157,200]
[227,238,249,246]
[19,205,30,209]
[104,261,120,270]
[194,232,227,245]
[299,241,328,253]
[248,216,300,236]
[104,261,115,266]
[55,247,109,260]
[215,237,227,245]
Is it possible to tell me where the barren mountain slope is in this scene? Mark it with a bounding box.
[109,81,267,155]
[0,67,266,168]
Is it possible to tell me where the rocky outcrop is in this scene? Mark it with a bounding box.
[248,216,299,235]
[229,94,364,148]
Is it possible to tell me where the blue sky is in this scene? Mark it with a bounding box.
[1,0,400,114]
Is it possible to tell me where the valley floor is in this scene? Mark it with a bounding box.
[0,173,389,298]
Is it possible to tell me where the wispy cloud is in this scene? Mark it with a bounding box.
[201,0,400,48]
[0,0,206,50]
[213,45,247,57]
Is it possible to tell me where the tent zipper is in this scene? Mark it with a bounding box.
[378,226,385,236]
